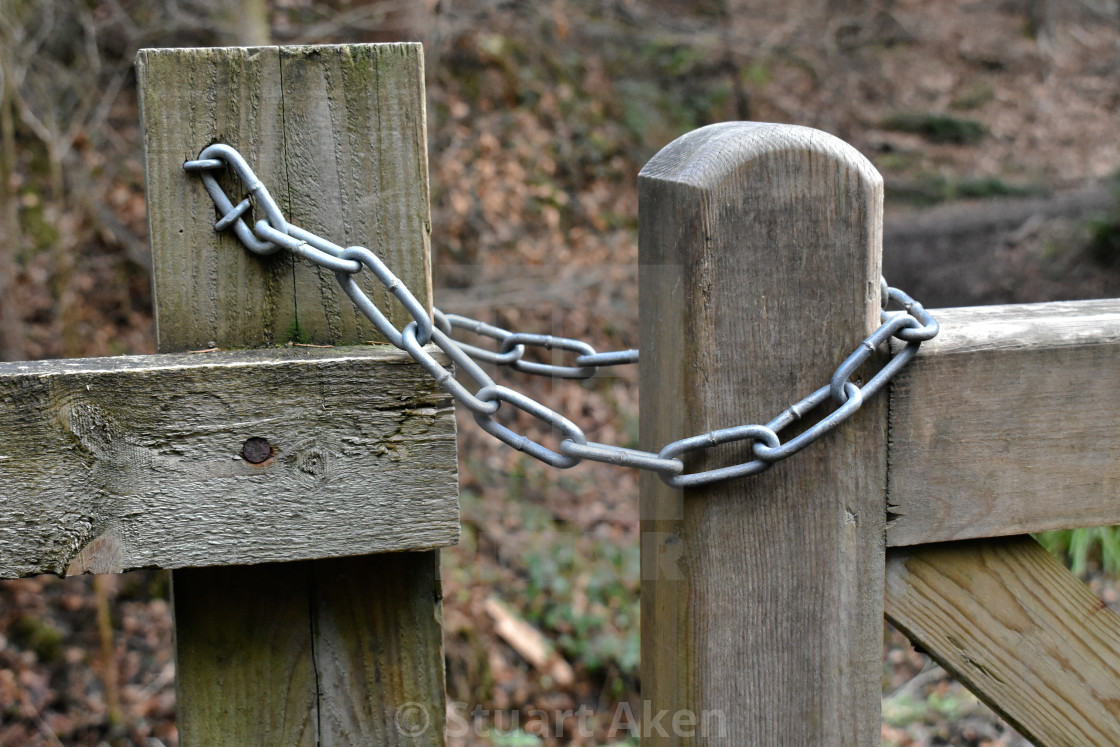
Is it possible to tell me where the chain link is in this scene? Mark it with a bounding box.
[185,145,940,488]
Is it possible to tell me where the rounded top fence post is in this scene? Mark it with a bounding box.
[639,122,887,745]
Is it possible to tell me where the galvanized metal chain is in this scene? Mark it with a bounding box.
[185,144,939,488]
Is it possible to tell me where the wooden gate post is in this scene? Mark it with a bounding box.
[136,45,451,745]
[639,123,887,744]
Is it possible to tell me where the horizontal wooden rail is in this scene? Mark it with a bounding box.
[0,346,458,578]
[887,298,1120,547]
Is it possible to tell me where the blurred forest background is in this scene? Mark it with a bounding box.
[1,0,1120,745]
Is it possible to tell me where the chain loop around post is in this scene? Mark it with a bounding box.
[886,287,939,342]
[830,312,917,403]
[186,144,940,488]
[753,382,863,463]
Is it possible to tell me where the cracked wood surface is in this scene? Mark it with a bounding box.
[0,346,457,579]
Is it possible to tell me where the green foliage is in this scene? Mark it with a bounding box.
[611,60,728,156]
[602,35,742,159]
[118,569,171,602]
[880,111,987,145]
[521,520,641,684]
[743,62,771,89]
[872,150,924,176]
[284,317,309,345]
[885,172,1039,206]
[1035,526,1120,576]
[949,80,995,111]
[882,688,979,728]
[1084,183,1120,267]
[453,471,640,697]
[953,176,1025,200]
[486,728,544,746]
[9,615,65,664]
[881,693,926,726]
[457,455,641,691]
[17,192,61,260]
[1087,217,1120,265]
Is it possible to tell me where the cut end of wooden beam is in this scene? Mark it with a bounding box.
[66,533,126,576]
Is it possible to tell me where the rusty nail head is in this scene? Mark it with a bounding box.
[242,437,272,464]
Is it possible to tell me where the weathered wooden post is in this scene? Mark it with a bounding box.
[135,44,453,745]
[639,123,886,744]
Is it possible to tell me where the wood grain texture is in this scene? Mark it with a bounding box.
[173,562,318,746]
[136,43,432,351]
[887,299,1120,546]
[885,536,1120,746]
[136,46,295,352]
[175,555,449,746]
[0,347,458,579]
[312,553,446,745]
[280,45,434,343]
[138,45,449,746]
[639,122,887,745]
